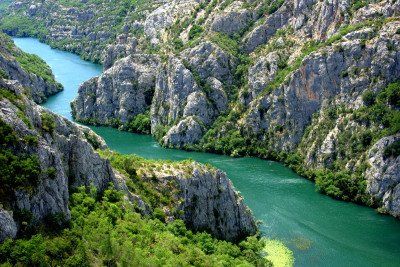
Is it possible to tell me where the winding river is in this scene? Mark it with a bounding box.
[14,37,400,267]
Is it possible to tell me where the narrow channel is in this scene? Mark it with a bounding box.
[14,37,400,267]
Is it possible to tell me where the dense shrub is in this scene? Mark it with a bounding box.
[41,112,56,133]
[125,112,151,134]
[0,120,41,201]
[362,90,375,106]
[0,186,271,266]
[15,52,58,84]
[188,24,204,40]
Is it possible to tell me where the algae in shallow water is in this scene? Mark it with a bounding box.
[264,239,294,267]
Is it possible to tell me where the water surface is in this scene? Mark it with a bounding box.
[14,37,400,267]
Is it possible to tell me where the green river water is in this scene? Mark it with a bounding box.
[13,37,400,267]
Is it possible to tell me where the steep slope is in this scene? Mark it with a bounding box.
[0,37,259,253]
[0,32,62,103]
[2,0,399,217]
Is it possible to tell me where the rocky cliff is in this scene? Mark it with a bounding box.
[2,0,400,217]
[0,78,256,242]
[0,32,62,103]
[0,36,257,243]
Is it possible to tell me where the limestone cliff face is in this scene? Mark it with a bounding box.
[242,22,400,152]
[3,0,400,217]
[0,36,257,242]
[72,54,159,125]
[366,135,400,217]
[0,33,62,103]
[122,158,257,241]
[0,79,117,242]
[177,165,256,241]
[0,78,256,242]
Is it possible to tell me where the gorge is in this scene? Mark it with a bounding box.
[0,0,400,265]
[12,36,400,267]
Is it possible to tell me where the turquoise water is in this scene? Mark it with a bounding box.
[14,37,400,267]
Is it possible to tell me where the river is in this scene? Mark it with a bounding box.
[13,37,400,267]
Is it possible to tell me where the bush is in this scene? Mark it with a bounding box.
[362,90,375,106]
[0,186,272,266]
[188,24,204,40]
[41,113,56,133]
[379,82,400,108]
[125,112,151,134]
[0,119,41,199]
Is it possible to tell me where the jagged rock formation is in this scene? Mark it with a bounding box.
[0,33,62,103]
[175,163,256,241]
[0,77,256,241]
[106,152,257,241]
[72,54,159,125]
[0,79,117,241]
[366,135,400,217]
[0,37,256,242]
[2,0,400,218]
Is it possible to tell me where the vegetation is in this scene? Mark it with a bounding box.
[125,111,151,134]
[0,32,60,86]
[188,25,204,40]
[0,119,41,202]
[0,185,271,266]
[14,52,59,84]
[41,112,56,133]
[383,140,400,159]
[0,14,49,40]
[99,150,196,211]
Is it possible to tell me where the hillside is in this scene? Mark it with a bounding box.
[1,0,399,217]
[0,34,272,266]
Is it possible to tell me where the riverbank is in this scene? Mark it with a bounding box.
[13,37,400,267]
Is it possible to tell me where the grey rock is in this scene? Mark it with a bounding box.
[0,81,117,236]
[72,54,159,125]
[366,135,400,218]
[243,23,400,152]
[182,41,236,85]
[210,2,254,37]
[151,57,200,130]
[177,163,257,241]
[0,37,62,104]
[162,116,205,148]
[0,209,17,242]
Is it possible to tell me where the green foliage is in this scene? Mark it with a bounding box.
[379,82,400,108]
[314,169,369,203]
[14,52,58,84]
[355,82,400,137]
[0,14,48,40]
[209,33,240,57]
[0,186,271,266]
[125,112,151,134]
[383,140,400,159]
[261,19,386,97]
[0,120,41,201]
[84,131,102,149]
[41,112,56,133]
[154,124,170,142]
[267,0,285,14]
[188,24,204,40]
[362,90,375,106]
[0,69,9,79]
